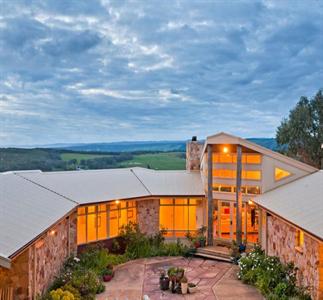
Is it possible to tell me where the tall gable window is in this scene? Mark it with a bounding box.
[275,167,291,181]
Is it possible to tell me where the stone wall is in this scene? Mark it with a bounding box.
[267,215,322,299]
[0,211,77,299]
[137,199,159,236]
[0,249,30,300]
[186,141,203,171]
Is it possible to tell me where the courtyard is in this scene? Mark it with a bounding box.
[97,257,263,300]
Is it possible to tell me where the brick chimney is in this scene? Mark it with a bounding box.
[186,136,203,171]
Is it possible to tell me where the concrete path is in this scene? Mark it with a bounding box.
[97,257,263,300]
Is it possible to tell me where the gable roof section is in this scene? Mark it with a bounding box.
[0,173,77,260]
[132,168,204,196]
[20,168,151,204]
[202,132,317,173]
[254,170,323,240]
[19,168,205,204]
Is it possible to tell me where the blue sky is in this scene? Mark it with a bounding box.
[0,0,322,146]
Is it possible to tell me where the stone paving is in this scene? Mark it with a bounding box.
[97,257,263,300]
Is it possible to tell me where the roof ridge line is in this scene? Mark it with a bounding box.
[130,169,152,195]
[15,173,79,205]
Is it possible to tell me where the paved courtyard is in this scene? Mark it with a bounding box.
[97,257,263,300]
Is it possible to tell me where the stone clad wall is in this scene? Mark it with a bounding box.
[0,211,77,299]
[267,215,321,299]
[29,213,78,296]
[137,199,159,236]
[0,249,30,300]
[186,141,203,171]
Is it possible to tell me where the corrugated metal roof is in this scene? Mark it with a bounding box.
[254,170,323,240]
[0,167,204,261]
[20,168,204,203]
[132,168,204,196]
[20,168,151,204]
[0,173,76,259]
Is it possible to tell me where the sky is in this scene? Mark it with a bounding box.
[0,0,323,146]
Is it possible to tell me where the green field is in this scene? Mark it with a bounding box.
[60,152,111,163]
[120,152,185,170]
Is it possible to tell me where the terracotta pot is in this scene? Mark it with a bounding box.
[103,274,113,282]
[181,282,188,294]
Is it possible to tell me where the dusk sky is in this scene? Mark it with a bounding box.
[0,0,322,146]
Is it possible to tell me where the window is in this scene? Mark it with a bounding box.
[296,229,304,248]
[213,169,261,180]
[275,167,291,181]
[159,198,198,237]
[213,184,260,195]
[77,201,137,244]
[213,153,261,164]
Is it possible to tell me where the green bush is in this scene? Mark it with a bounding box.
[238,245,311,300]
[70,269,101,297]
[120,222,188,259]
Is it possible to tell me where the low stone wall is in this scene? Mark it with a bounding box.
[137,199,159,236]
[267,215,322,299]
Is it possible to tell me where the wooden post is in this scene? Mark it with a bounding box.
[236,145,243,245]
[207,144,214,246]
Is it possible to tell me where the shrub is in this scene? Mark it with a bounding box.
[49,288,75,300]
[78,245,111,275]
[70,269,102,297]
[238,245,311,299]
[120,222,188,259]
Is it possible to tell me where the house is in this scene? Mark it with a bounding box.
[254,171,323,300]
[0,132,321,299]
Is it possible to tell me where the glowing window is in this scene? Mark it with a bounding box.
[296,230,304,247]
[77,215,86,244]
[97,211,107,240]
[246,154,261,164]
[275,167,291,181]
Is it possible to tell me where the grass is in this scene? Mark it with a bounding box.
[120,152,185,170]
[60,152,112,163]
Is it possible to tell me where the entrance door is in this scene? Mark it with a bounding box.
[214,200,258,243]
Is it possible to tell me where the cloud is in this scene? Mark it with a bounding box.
[0,0,322,145]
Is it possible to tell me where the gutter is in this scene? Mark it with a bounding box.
[0,254,11,269]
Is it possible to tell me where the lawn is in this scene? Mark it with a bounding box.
[60,152,112,163]
[120,152,185,170]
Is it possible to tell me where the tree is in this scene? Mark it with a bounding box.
[276,90,323,168]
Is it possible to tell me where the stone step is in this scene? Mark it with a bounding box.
[197,248,231,258]
[194,251,232,263]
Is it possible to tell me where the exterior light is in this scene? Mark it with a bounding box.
[115,200,120,204]
[248,200,254,205]
[49,230,56,236]
[223,146,229,153]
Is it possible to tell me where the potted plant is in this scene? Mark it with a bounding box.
[167,267,177,293]
[199,236,206,247]
[181,276,188,294]
[159,270,169,291]
[102,268,114,282]
[188,282,197,294]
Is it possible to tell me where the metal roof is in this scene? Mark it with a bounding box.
[0,167,204,262]
[0,173,76,260]
[19,168,204,204]
[20,168,151,204]
[254,170,323,240]
[132,168,204,196]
